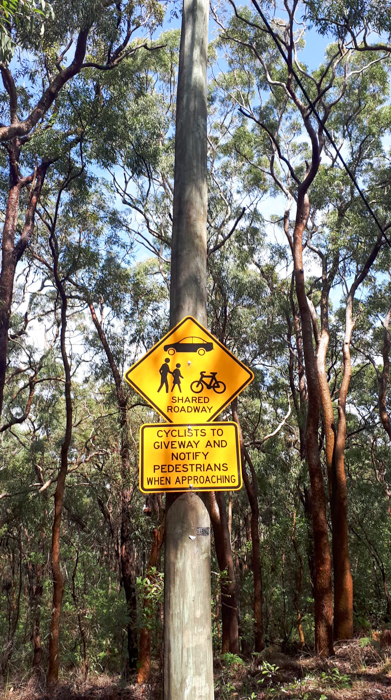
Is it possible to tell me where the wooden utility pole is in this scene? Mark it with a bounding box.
[170,0,208,328]
[164,0,214,698]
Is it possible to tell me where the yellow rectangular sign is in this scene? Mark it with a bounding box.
[139,422,242,493]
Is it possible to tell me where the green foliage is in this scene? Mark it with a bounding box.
[0,0,53,61]
[257,660,280,686]
[319,667,351,689]
[217,653,245,700]
[2,1,391,691]
[221,652,245,668]
[136,568,164,631]
[305,0,391,39]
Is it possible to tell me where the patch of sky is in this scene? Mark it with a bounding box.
[85,3,335,271]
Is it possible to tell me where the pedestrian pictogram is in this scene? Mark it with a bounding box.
[139,422,242,493]
[124,316,254,423]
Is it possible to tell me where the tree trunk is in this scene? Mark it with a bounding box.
[46,400,69,687]
[121,487,138,673]
[289,273,307,460]
[232,399,264,653]
[209,491,239,654]
[0,146,21,418]
[331,296,354,640]
[378,308,391,440]
[320,226,383,640]
[137,520,165,684]
[87,301,138,672]
[27,559,44,671]
[47,233,73,688]
[1,533,23,673]
[306,236,354,641]
[0,151,49,419]
[71,550,88,680]
[293,189,333,656]
[291,510,305,647]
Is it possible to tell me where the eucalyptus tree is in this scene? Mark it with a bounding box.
[103,27,270,658]
[305,0,391,49]
[31,157,94,685]
[214,0,391,652]
[0,0,54,62]
[0,0,164,421]
[0,272,109,677]
[32,125,171,676]
[357,280,391,445]
[71,235,169,676]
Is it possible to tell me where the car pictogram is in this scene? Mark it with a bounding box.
[163,336,213,356]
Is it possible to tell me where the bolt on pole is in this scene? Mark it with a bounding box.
[164,0,214,698]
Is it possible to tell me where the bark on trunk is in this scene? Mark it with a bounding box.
[0,534,23,673]
[316,227,383,640]
[47,232,72,688]
[209,491,239,654]
[298,484,316,593]
[332,299,354,640]
[232,399,264,653]
[137,520,165,684]
[289,274,307,460]
[291,512,305,647]
[0,142,22,418]
[307,247,353,641]
[293,188,333,656]
[121,488,138,673]
[0,150,49,419]
[27,558,44,671]
[71,551,88,680]
[379,309,391,440]
[87,302,138,672]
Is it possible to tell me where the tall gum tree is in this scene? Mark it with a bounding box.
[108,26,260,661]
[31,158,88,686]
[213,0,391,650]
[31,158,143,682]
[0,0,164,420]
[69,253,166,673]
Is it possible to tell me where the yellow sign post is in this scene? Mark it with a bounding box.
[139,422,242,493]
[125,316,254,423]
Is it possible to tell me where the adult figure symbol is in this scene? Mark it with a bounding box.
[158,358,172,393]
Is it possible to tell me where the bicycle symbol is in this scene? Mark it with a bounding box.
[190,371,226,394]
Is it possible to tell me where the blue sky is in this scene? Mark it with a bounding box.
[124,3,346,270]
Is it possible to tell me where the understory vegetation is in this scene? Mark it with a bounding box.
[1,0,391,697]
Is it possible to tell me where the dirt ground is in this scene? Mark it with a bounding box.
[1,639,391,700]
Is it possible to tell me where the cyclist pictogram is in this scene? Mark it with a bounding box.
[190,371,226,394]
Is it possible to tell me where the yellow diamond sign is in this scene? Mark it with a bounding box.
[124,316,254,423]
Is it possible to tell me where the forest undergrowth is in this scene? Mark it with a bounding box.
[1,639,391,700]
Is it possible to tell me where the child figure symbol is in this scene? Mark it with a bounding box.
[171,363,183,393]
